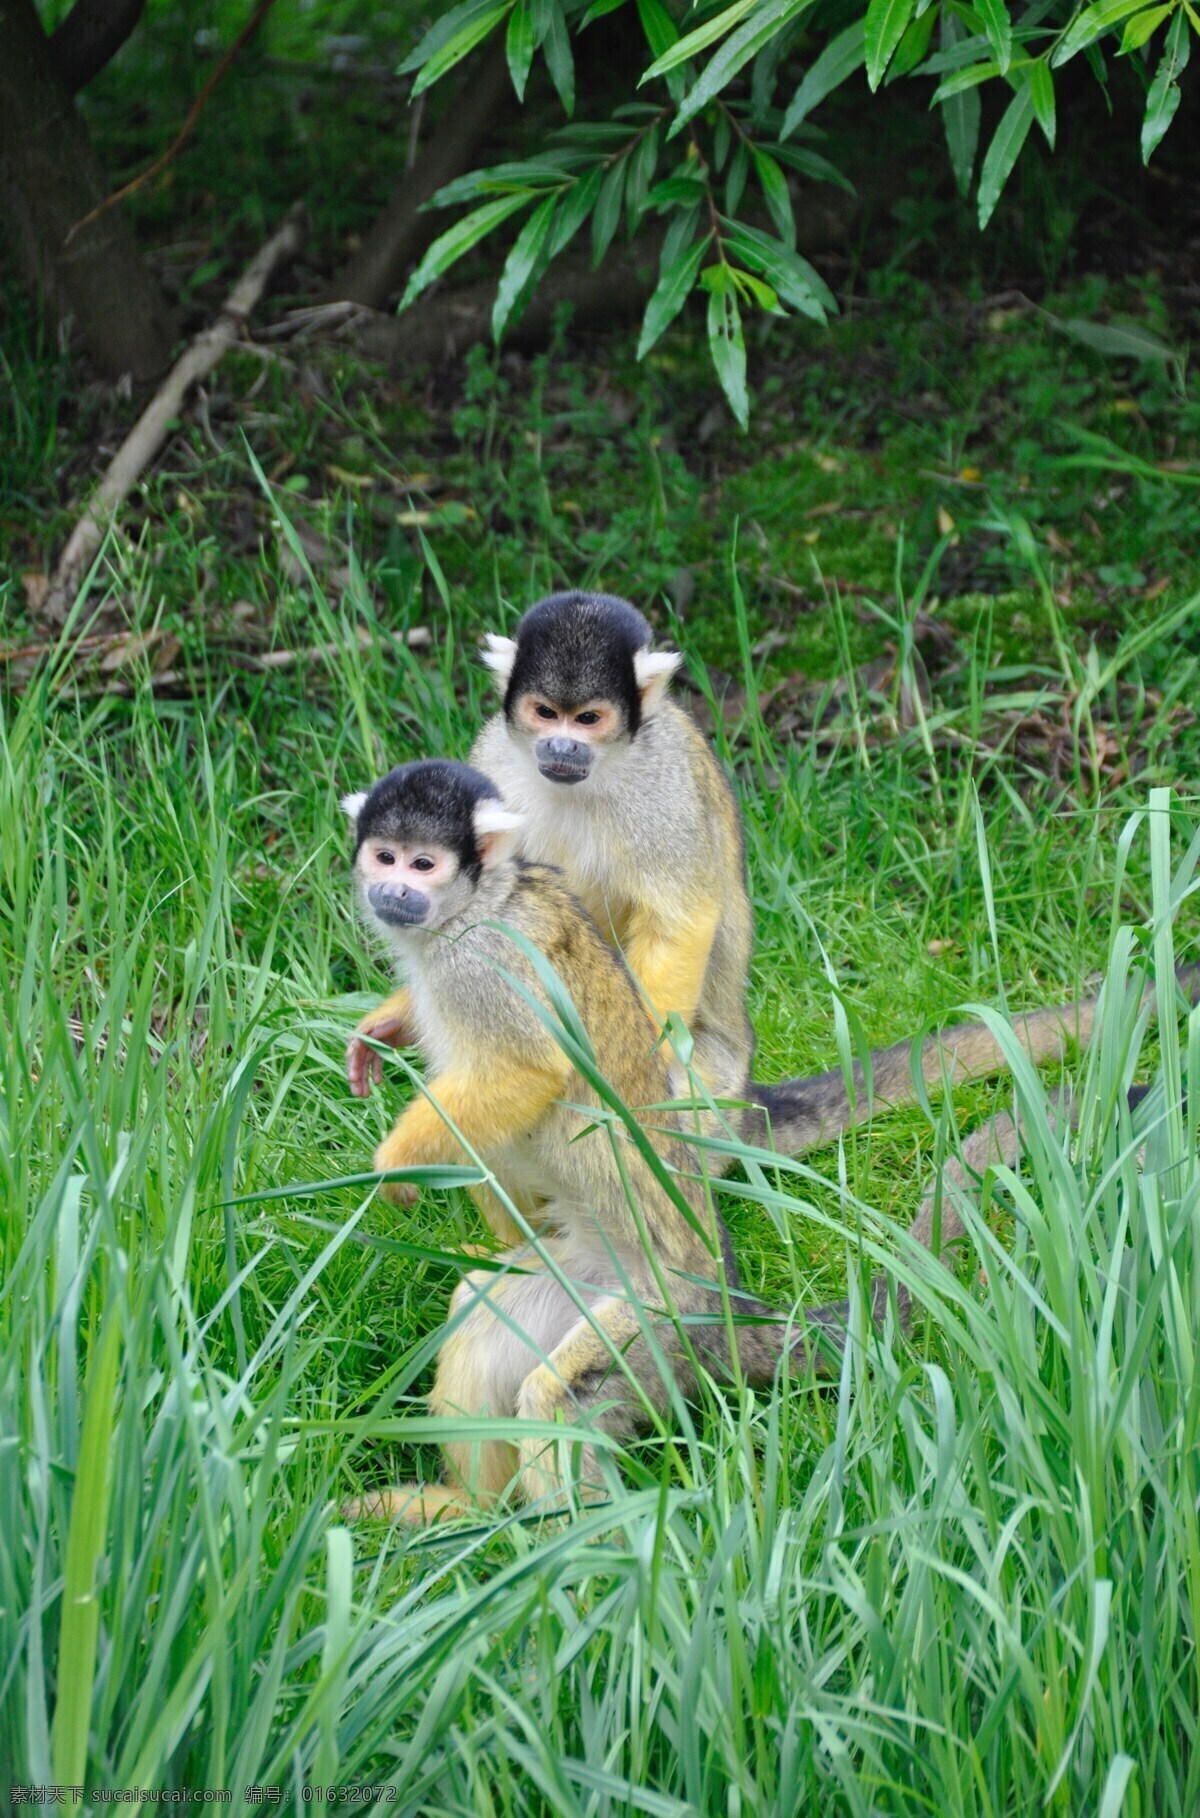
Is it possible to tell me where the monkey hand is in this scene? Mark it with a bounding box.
[373,1132,421,1206]
[348,999,415,1098]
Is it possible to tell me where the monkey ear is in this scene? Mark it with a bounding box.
[634,649,681,712]
[473,799,524,868]
[341,791,368,823]
[481,633,518,689]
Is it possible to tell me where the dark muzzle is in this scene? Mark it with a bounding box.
[535,736,592,783]
[367,882,430,926]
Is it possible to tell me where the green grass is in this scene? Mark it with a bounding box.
[5,48,1200,1793]
[2,489,1199,1806]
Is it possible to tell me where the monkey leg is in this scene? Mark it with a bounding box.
[467,1177,549,1250]
[340,1482,477,1525]
[514,1297,685,1511]
[350,1257,608,1527]
[667,1023,757,1176]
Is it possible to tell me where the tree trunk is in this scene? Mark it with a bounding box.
[323,41,512,311]
[50,0,146,94]
[0,0,174,381]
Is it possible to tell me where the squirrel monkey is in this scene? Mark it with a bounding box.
[348,591,1184,1155]
[340,758,807,1524]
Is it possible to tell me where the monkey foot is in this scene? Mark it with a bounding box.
[341,1481,484,1526]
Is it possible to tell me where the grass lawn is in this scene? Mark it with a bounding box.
[4,47,1200,1801]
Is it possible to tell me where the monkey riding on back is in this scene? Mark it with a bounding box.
[350,590,1158,1163]
[341,756,818,1524]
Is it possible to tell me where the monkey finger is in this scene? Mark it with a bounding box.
[345,1038,371,1097]
[378,1177,420,1208]
[357,1011,412,1049]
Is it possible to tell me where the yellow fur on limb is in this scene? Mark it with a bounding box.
[623,897,722,1030]
[374,1059,569,1202]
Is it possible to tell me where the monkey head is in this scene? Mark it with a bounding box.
[482,591,681,786]
[343,760,523,935]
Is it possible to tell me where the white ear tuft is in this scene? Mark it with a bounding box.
[473,800,524,838]
[633,648,681,709]
[481,633,518,688]
[474,797,524,868]
[341,791,368,822]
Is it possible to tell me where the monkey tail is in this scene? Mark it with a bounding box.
[741,960,1200,1158]
[739,1071,1189,1385]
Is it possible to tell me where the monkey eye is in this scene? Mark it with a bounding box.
[534,703,558,721]
[575,710,602,727]
[411,855,436,873]
[377,850,396,866]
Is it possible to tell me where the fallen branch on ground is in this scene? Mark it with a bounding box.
[37,204,306,625]
[1,623,430,697]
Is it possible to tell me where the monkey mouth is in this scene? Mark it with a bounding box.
[537,759,591,783]
[366,883,430,926]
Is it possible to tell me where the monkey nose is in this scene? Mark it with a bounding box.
[536,736,592,783]
[366,883,430,926]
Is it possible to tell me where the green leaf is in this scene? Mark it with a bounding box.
[646,173,709,207]
[938,8,981,193]
[642,0,764,77]
[753,149,796,244]
[1119,3,1172,51]
[721,217,835,318]
[914,28,991,75]
[636,0,687,98]
[626,122,662,225]
[592,155,627,263]
[706,273,750,428]
[889,6,937,77]
[400,191,533,310]
[493,191,558,339]
[506,0,535,99]
[430,160,571,209]
[975,0,1013,69]
[659,199,702,270]
[50,1313,122,1789]
[943,80,981,192]
[933,59,1001,99]
[977,79,1034,226]
[408,0,511,94]
[865,0,917,89]
[543,1,576,112]
[773,143,856,192]
[637,232,710,356]
[1142,9,1189,159]
[781,21,866,134]
[732,267,783,310]
[1051,314,1182,362]
[530,0,554,44]
[725,138,750,212]
[1029,58,1056,143]
[672,0,818,133]
[581,0,626,22]
[1051,0,1155,64]
[550,162,603,253]
[401,0,509,74]
[713,105,732,170]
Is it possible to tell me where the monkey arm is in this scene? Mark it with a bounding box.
[347,987,414,1098]
[374,1058,569,1203]
[623,899,722,1030]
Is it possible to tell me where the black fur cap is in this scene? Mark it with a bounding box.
[351,759,501,880]
[504,591,654,737]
